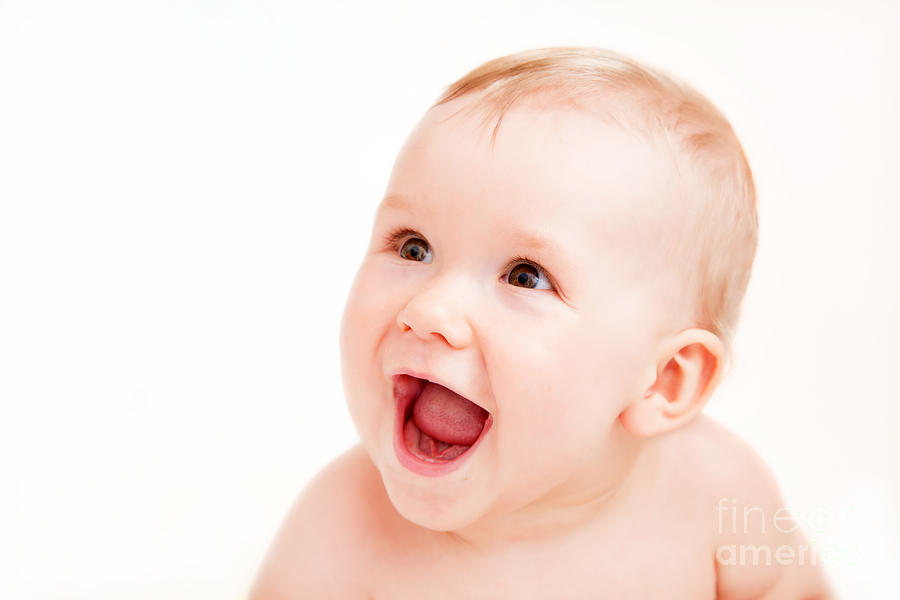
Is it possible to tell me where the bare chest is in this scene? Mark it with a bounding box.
[367,523,717,599]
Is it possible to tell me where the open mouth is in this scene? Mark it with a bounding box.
[392,374,492,474]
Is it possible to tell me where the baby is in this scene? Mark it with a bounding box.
[249,47,831,598]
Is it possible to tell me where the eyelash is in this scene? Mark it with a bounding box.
[382,226,557,291]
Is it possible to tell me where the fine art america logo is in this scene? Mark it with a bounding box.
[714,498,858,567]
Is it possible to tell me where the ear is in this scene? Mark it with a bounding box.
[618,328,725,438]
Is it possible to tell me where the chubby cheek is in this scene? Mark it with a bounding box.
[486,304,644,462]
[339,261,400,435]
[485,320,587,450]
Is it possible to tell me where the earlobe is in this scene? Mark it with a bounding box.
[619,329,724,438]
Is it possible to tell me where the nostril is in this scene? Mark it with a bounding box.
[396,310,416,334]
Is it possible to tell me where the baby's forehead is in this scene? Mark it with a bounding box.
[423,96,687,231]
[389,98,692,281]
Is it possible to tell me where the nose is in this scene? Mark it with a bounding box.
[396,271,475,348]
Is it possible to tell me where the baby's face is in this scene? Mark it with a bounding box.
[340,94,687,532]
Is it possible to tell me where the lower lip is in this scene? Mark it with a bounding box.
[392,380,493,477]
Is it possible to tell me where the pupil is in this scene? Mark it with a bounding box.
[511,265,537,288]
[402,239,425,260]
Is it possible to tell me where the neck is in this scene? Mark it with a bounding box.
[439,425,657,553]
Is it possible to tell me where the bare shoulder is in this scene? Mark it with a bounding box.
[663,414,779,491]
[646,415,782,523]
[659,415,832,599]
[247,444,390,599]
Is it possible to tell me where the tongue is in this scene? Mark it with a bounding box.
[412,381,488,446]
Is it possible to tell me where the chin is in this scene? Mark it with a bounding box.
[379,473,488,532]
[363,442,488,530]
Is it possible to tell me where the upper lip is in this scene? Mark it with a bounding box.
[389,367,486,412]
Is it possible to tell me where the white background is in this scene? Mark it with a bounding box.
[3,0,898,598]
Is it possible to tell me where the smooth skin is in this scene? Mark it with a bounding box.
[249,94,832,599]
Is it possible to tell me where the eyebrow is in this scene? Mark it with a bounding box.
[378,194,416,213]
[378,194,565,259]
[506,228,562,257]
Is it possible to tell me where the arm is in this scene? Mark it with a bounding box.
[710,432,832,599]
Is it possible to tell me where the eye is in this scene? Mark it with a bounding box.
[384,227,433,263]
[505,257,555,291]
[383,226,556,292]
[399,237,432,263]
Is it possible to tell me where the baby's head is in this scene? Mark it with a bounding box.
[339,47,757,536]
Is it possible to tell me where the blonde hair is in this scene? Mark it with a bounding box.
[431,47,758,367]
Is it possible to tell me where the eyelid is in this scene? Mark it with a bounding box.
[382,226,422,249]
[503,254,556,291]
[382,225,557,292]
